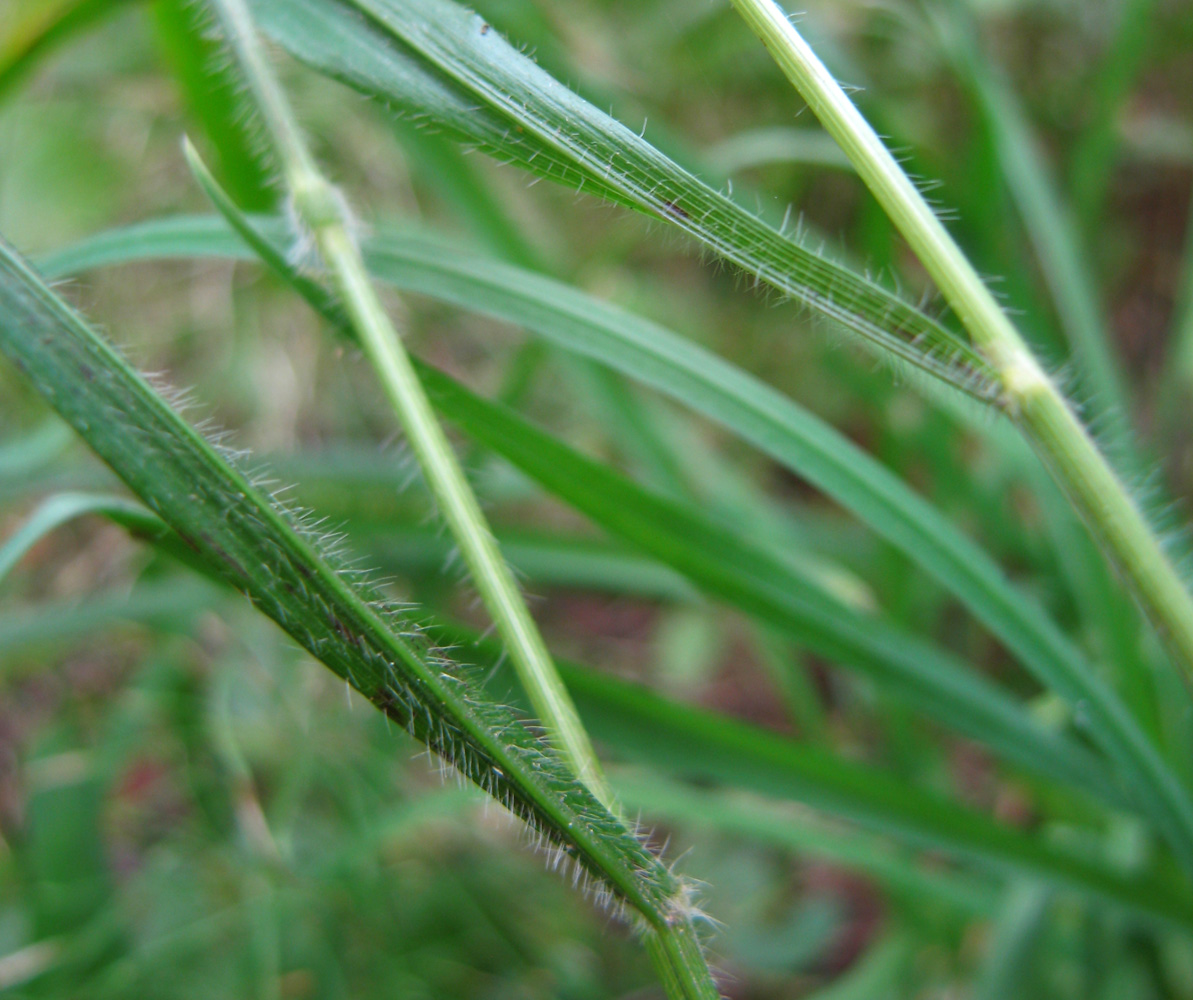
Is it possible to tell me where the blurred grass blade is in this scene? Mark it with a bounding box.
[522,636,1193,930]
[245,0,1000,402]
[391,119,549,272]
[372,527,699,602]
[21,740,112,942]
[418,365,1122,806]
[974,882,1051,1000]
[0,422,74,484]
[0,583,219,663]
[0,492,173,583]
[1168,199,1193,399]
[0,940,62,992]
[45,215,1193,857]
[1065,0,1157,237]
[799,934,912,1000]
[153,0,275,211]
[613,773,999,916]
[0,0,133,100]
[925,3,1130,443]
[0,490,239,587]
[704,126,854,176]
[0,237,711,957]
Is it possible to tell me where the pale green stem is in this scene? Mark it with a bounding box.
[318,220,611,806]
[206,8,724,994]
[728,0,1193,684]
[206,0,611,809]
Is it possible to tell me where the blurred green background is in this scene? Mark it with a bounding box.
[2,0,1193,996]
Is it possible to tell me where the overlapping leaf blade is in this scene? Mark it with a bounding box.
[0,238,693,940]
[246,0,999,401]
[46,215,1193,873]
[41,214,1123,808]
[3,539,1190,932]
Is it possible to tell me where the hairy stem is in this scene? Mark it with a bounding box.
[206,0,610,806]
[203,2,720,994]
[728,0,1193,686]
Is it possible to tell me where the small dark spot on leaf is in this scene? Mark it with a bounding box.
[480,22,490,34]
[662,199,689,220]
[329,609,364,650]
[174,530,202,553]
[199,531,246,580]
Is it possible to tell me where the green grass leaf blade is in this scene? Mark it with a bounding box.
[1064,0,1157,237]
[799,935,913,1000]
[704,126,854,176]
[974,882,1052,1000]
[372,527,700,602]
[153,0,276,211]
[0,237,709,952]
[0,492,176,583]
[926,4,1131,442]
[245,0,1000,401]
[0,583,219,664]
[520,636,1193,931]
[612,772,1000,916]
[416,363,1123,807]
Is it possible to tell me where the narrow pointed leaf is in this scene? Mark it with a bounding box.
[0,237,704,946]
[246,0,1000,401]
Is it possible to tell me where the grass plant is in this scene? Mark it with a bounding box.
[3,0,1193,996]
